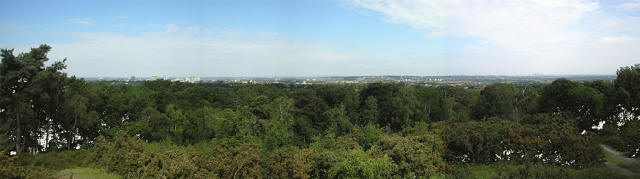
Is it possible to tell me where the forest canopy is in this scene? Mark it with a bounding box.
[1,45,639,178]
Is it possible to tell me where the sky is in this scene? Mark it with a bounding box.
[1,0,640,77]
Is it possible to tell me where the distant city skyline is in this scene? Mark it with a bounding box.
[2,0,640,77]
[85,74,618,78]
[87,75,617,89]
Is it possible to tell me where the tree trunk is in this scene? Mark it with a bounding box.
[45,119,49,151]
[15,102,21,155]
[70,114,77,150]
[279,104,283,121]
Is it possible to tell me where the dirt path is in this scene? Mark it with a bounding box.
[605,161,634,174]
[53,168,121,179]
[601,144,640,175]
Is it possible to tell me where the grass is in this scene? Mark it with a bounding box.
[53,168,121,179]
[449,165,500,179]
[431,162,634,179]
[603,147,640,174]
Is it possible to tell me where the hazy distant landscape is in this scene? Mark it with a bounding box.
[2,0,640,178]
[85,75,617,87]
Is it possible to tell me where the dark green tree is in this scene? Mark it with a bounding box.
[390,86,419,130]
[415,87,442,122]
[325,104,353,136]
[360,83,398,127]
[0,45,67,154]
[540,79,603,131]
[614,64,640,117]
[361,96,378,125]
[474,83,517,120]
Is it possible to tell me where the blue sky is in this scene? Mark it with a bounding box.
[1,0,640,77]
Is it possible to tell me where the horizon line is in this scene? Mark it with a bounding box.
[74,74,617,79]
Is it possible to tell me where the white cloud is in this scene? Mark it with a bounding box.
[346,0,599,47]
[5,21,637,76]
[7,0,640,76]
[342,0,640,74]
[42,25,378,77]
[619,0,640,10]
[601,36,638,43]
[68,18,92,25]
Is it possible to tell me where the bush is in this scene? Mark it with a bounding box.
[440,114,605,168]
[373,134,449,177]
[91,131,144,175]
[326,149,394,178]
[0,151,25,179]
[264,146,318,179]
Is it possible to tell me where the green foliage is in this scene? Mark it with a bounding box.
[390,86,420,130]
[615,64,640,116]
[619,120,640,157]
[352,124,386,151]
[54,168,122,179]
[0,123,11,152]
[194,142,263,178]
[325,104,354,136]
[0,45,69,154]
[360,83,398,128]
[0,151,25,178]
[3,45,640,178]
[91,131,143,175]
[374,134,449,176]
[415,87,443,122]
[327,149,394,178]
[474,83,517,120]
[361,96,379,125]
[0,149,97,178]
[441,115,604,168]
[263,118,296,150]
[609,64,640,157]
[540,79,604,131]
[443,87,477,121]
[264,147,319,179]
[445,163,632,179]
[92,132,267,178]
[129,107,170,141]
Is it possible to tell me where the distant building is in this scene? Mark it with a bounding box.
[151,75,158,81]
[184,76,201,83]
[128,76,135,82]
